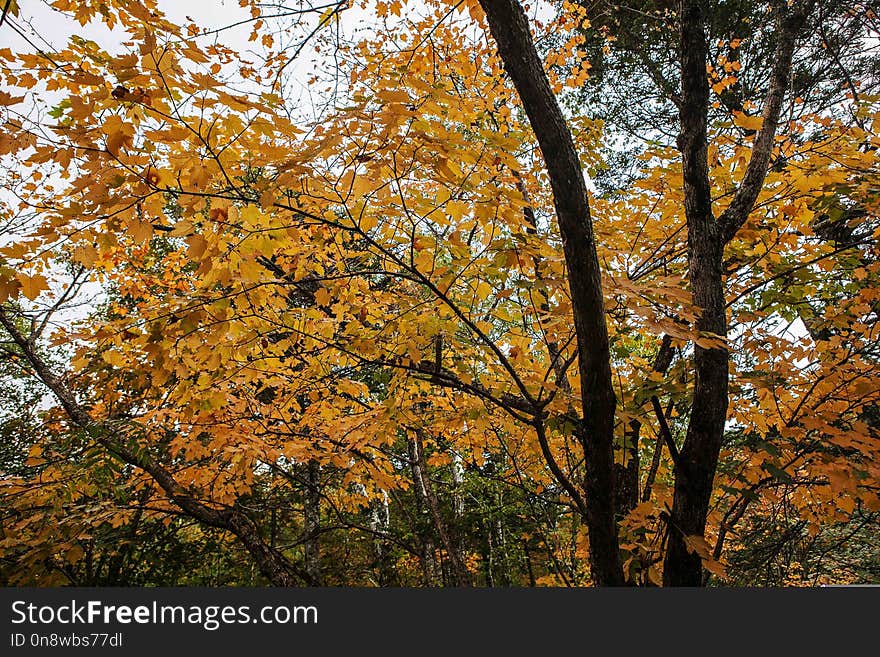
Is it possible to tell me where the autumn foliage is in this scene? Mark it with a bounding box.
[0,0,878,586]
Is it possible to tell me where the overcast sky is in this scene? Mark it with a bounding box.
[3,1,255,55]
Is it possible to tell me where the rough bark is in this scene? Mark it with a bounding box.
[478,0,623,586]
[664,0,728,587]
[664,0,813,585]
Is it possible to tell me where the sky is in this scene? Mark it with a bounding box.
[3,1,255,54]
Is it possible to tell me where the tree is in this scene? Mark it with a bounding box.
[0,0,877,586]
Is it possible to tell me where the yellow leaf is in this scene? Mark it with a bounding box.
[703,557,727,578]
[315,287,331,306]
[260,189,275,209]
[475,280,493,300]
[102,350,125,367]
[827,467,851,494]
[733,112,764,132]
[684,534,727,578]
[693,331,727,350]
[102,115,133,156]
[683,534,711,559]
[128,218,153,243]
[73,244,99,267]
[377,89,410,104]
[0,279,20,302]
[66,545,85,564]
[170,219,194,237]
[16,273,48,300]
[317,4,338,27]
[414,250,434,272]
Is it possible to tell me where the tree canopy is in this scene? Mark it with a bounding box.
[0,0,878,586]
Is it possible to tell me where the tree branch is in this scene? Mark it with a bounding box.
[719,1,816,244]
[0,307,314,586]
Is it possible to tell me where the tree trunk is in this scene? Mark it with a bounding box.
[478,0,623,586]
[664,0,812,585]
[663,0,728,587]
[369,489,396,585]
[407,433,472,586]
[303,459,322,585]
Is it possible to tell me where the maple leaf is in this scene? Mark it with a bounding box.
[102,114,133,156]
[16,273,48,300]
[0,90,24,105]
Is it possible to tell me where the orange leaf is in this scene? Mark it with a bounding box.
[16,273,48,300]
[0,91,24,106]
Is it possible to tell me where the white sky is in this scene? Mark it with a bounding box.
[2,1,254,53]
